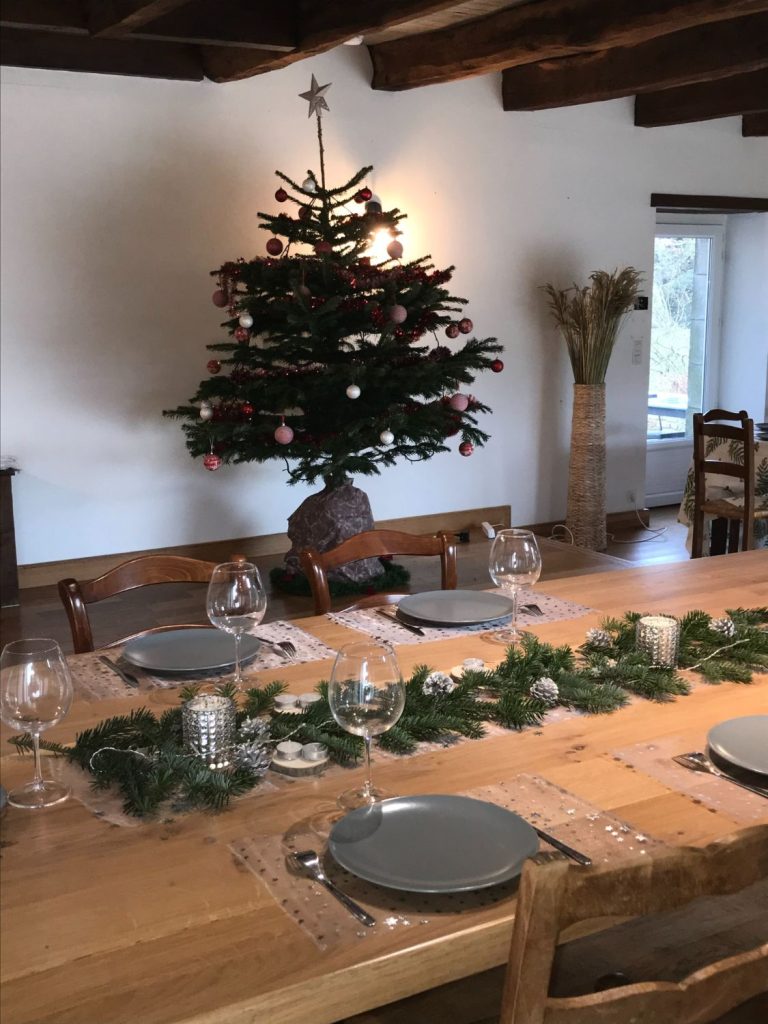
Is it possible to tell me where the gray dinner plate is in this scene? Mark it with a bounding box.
[122,629,261,674]
[397,590,515,627]
[328,794,539,893]
[707,715,768,777]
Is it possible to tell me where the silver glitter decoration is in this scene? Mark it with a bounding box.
[710,617,736,638]
[182,695,236,769]
[529,677,559,705]
[635,615,680,668]
[232,739,272,777]
[239,716,271,741]
[585,628,612,648]
[422,671,456,696]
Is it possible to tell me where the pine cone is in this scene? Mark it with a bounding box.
[422,671,456,697]
[710,617,736,638]
[529,677,559,706]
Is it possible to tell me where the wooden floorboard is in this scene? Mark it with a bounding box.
[0,508,689,653]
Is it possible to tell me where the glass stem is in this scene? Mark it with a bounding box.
[31,731,44,789]
[511,588,520,636]
[363,734,373,800]
[233,632,242,686]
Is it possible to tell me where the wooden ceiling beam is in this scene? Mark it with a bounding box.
[0,26,203,79]
[370,0,768,91]
[202,0,459,83]
[635,69,768,126]
[502,13,768,111]
[742,112,768,135]
[127,0,296,51]
[89,1,192,38]
[0,1,87,33]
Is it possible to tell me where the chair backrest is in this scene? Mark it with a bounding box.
[58,554,220,653]
[692,409,756,555]
[299,529,458,615]
[499,824,768,1024]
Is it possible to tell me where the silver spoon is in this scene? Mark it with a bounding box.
[290,850,376,927]
[673,753,768,798]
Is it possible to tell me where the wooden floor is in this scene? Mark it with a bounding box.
[0,508,688,653]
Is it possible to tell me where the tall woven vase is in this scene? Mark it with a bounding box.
[566,383,607,551]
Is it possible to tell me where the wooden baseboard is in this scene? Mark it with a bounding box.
[523,508,651,537]
[18,505,512,589]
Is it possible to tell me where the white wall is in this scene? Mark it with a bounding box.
[720,213,768,420]
[1,49,766,564]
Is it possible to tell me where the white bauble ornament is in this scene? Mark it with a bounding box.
[387,239,403,259]
[346,384,361,399]
[302,176,317,194]
[379,429,394,445]
[199,402,213,421]
[238,313,254,329]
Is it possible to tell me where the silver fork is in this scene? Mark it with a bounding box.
[290,850,376,927]
[98,655,140,688]
[254,636,296,660]
[672,753,768,798]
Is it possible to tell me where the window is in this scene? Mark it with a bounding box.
[647,222,723,442]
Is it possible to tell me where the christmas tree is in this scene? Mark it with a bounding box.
[164,76,504,583]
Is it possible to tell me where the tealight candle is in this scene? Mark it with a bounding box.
[275,740,302,761]
[298,692,321,708]
[463,658,485,672]
[182,695,235,770]
[301,742,327,762]
[636,615,680,668]
[274,693,298,709]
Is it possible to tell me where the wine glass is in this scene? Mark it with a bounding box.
[488,529,542,644]
[0,638,73,809]
[328,642,406,811]
[206,562,267,688]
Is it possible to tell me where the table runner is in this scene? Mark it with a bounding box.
[329,591,593,646]
[230,774,662,951]
[612,735,767,824]
[67,621,337,699]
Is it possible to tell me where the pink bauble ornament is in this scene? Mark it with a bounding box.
[212,289,228,308]
[266,237,283,256]
[241,402,254,417]
[275,188,288,202]
[203,453,222,471]
[459,441,474,457]
[459,318,473,334]
[275,423,294,445]
[315,240,332,254]
[388,304,407,324]
[449,393,469,412]
[297,284,311,299]
[234,326,250,343]
[387,239,403,259]
[207,359,221,374]
[445,323,460,339]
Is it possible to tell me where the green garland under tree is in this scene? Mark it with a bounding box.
[10,607,767,817]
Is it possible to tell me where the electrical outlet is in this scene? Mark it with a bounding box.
[631,339,643,365]
[626,490,636,506]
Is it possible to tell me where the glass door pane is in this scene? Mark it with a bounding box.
[647,234,712,440]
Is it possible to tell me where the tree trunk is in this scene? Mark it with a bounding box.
[566,384,607,551]
[284,479,382,583]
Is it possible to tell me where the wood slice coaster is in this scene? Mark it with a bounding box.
[269,753,330,777]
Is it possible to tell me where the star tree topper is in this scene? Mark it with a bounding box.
[299,75,331,118]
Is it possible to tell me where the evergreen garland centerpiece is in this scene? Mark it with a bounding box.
[164,77,503,589]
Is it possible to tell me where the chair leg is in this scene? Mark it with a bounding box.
[709,518,728,556]
[727,520,741,554]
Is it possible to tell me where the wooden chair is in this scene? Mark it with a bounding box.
[299,530,458,615]
[691,409,768,557]
[345,825,768,1024]
[58,554,222,653]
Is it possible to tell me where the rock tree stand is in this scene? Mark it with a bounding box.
[165,76,503,585]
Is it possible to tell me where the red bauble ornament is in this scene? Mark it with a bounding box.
[241,402,254,417]
[203,453,222,471]
[207,359,221,374]
[315,240,332,254]
[388,304,408,324]
[491,359,505,373]
[459,441,474,457]
[212,289,228,308]
[449,393,469,412]
[234,326,250,343]
[445,323,460,339]
[266,237,283,256]
[298,205,312,221]
[275,423,294,445]
[458,318,473,334]
[275,188,288,202]
[359,187,373,202]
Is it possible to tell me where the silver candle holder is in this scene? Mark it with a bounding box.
[182,694,236,769]
[636,615,680,668]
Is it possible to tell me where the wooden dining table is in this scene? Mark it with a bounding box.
[1,551,767,1024]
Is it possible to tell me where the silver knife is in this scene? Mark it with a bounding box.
[98,655,140,688]
[534,827,592,866]
[375,609,425,636]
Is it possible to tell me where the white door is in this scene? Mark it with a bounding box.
[645,219,724,507]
